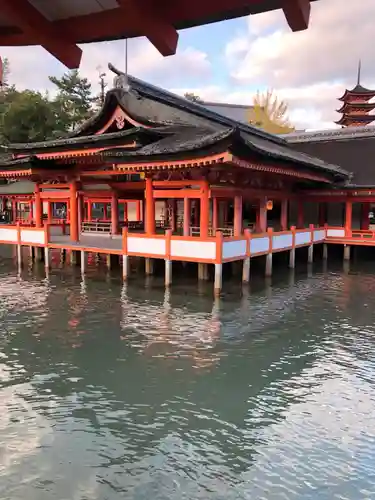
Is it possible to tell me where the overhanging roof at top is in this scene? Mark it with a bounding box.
[0,0,317,68]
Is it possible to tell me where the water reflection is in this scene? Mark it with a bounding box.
[0,260,374,499]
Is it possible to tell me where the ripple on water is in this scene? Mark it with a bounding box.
[0,264,375,498]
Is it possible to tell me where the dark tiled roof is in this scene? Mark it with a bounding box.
[287,135,375,186]
[1,71,349,181]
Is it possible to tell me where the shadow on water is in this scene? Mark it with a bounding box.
[1,245,375,498]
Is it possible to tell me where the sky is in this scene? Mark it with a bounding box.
[1,0,375,131]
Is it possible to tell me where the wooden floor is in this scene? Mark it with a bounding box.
[49,234,123,253]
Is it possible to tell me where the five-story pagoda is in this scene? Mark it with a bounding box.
[336,61,375,127]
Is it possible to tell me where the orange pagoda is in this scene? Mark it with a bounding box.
[336,61,375,127]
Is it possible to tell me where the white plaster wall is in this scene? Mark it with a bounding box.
[222,240,246,259]
[327,229,345,237]
[272,233,293,250]
[171,240,216,260]
[250,237,269,255]
[20,229,45,245]
[295,231,311,245]
[313,229,325,242]
[127,237,166,255]
[0,227,18,242]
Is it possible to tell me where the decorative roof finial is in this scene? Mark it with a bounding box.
[357,59,362,86]
[108,62,130,92]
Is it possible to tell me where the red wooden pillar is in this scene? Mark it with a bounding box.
[183,197,191,237]
[69,180,79,242]
[345,200,352,236]
[280,199,288,231]
[87,201,92,221]
[200,181,209,238]
[361,202,370,230]
[145,177,155,235]
[234,195,243,236]
[111,191,119,234]
[123,202,128,222]
[171,200,177,233]
[34,185,43,228]
[297,200,304,228]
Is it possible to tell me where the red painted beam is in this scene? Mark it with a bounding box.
[116,0,178,56]
[0,0,82,68]
[282,0,311,31]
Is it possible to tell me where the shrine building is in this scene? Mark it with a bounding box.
[0,66,366,293]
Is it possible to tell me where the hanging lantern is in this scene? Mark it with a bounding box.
[266,200,273,211]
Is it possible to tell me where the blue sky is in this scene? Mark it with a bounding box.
[2,0,375,130]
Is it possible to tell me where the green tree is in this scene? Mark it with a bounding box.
[49,69,95,131]
[249,90,294,134]
[0,57,10,87]
[184,92,203,104]
[0,90,59,143]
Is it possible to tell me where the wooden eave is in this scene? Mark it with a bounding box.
[0,0,316,67]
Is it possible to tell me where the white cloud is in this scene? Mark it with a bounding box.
[2,37,211,95]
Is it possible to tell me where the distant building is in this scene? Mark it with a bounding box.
[335,61,375,127]
[202,102,255,124]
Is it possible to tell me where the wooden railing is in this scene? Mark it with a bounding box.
[189,226,234,237]
[81,221,112,233]
[350,230,375,240]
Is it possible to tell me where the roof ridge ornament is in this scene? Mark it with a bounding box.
[108,62,131,92]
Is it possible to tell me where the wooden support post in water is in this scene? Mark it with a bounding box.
[81,250,86,274]
[29,246,34,260]
[289,226,296,269]
[44,247,49,269]
[17,244,22,271]
[122,255,129,280]
[344,245,351,261]
[165,229,172,287]
[214,263,222,296]
[145,258,154,275]
[242,229,251,283]
[308,224,314,263]
[265,228,273,277]
[265,253,272,277]
[198,263,209,281]
[323,243,328,260]
[242,258,250,283]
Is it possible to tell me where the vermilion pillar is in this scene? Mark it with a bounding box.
[70,180,79,242]
[258,198,267,233]
[234,195,243,236]
[200,181,209,238]
[123,202,128,222]
[345,200,352,236]
[145,177,155,234]
[183,197,191,236]
[34,185,43,228]
[87,201,92,221]
[280,199,288,231]
[297,200,304,228]
[136,200,141,222]
[111,192,119,234]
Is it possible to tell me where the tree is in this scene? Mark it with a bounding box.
[0,90,59,143]
[0,57,10,88]
[184,92,203,104]
[49,70,95,131]
[249,90,294,134]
